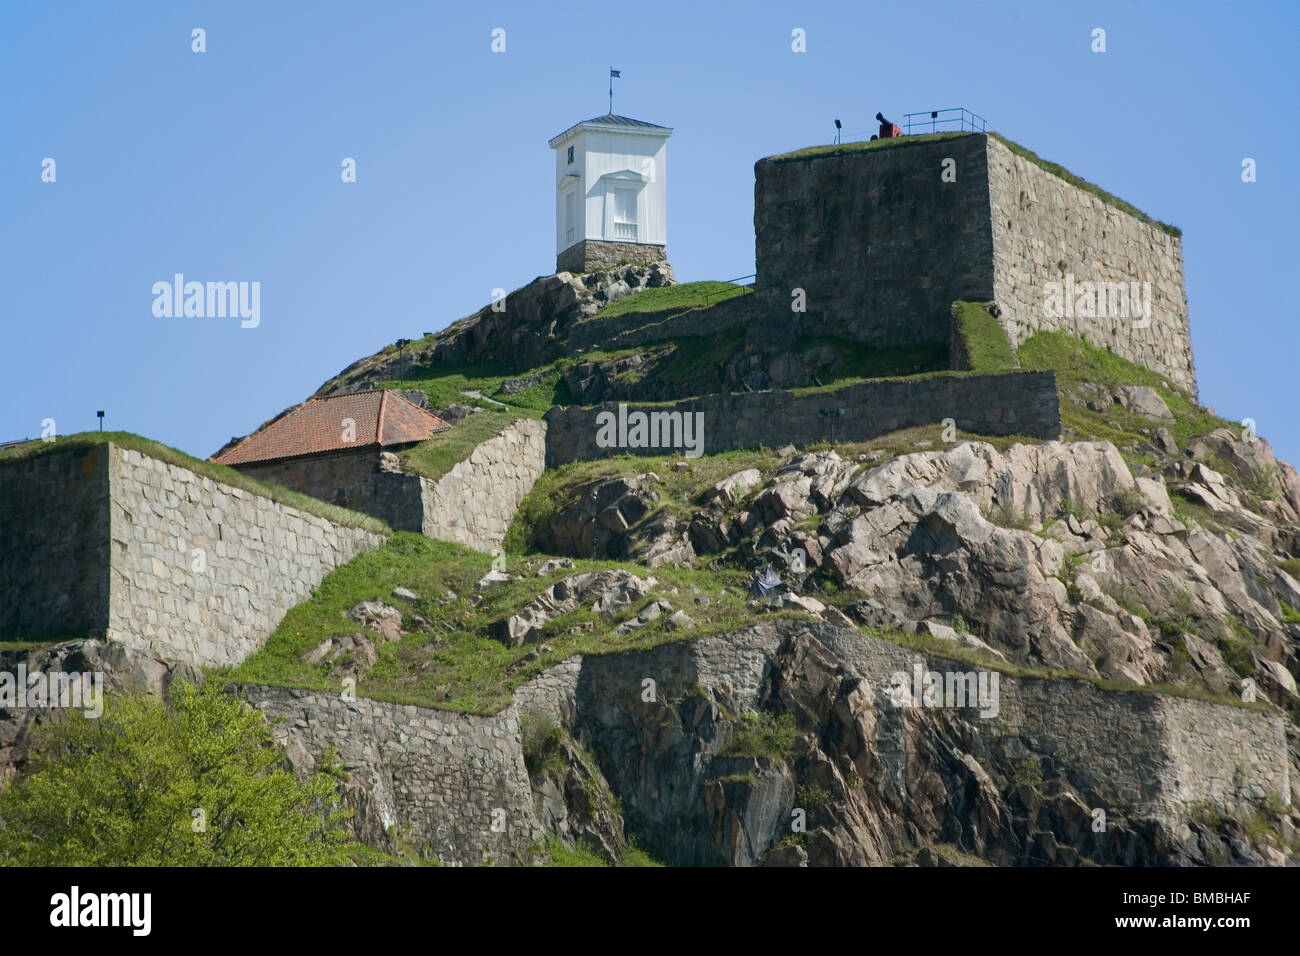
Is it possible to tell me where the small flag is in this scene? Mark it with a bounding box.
[610,68,621,78]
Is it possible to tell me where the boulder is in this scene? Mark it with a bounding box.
[1113,385,1174,423]
[345,601,405,642]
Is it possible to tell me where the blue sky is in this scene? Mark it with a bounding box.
[2,0,1296,463]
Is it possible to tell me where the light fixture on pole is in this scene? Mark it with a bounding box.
[96,410,104,432]
[834,118,841,145]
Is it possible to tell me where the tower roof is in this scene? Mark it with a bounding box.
[548,113,673,148]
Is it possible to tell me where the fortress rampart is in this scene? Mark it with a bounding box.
[752,133,1196,395]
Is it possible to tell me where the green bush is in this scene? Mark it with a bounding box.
[1013,757,1044,788]
[0,681,350,866]
[520,709,564,775]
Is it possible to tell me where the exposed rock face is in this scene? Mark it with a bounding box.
[1113,385,1174,423]
[489,570,656,646]
[529,438,1300,712]
[236,619,1291,867]
[536,473,662,559]
[313,264,677,397]
[0,640,196,785]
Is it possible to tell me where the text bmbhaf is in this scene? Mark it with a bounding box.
[889,660,1000,718]
[0,666,103,717]
[1043,273,1152,327]
[595,403,705,458]
[50,886,151,937]
[152,274,260,328]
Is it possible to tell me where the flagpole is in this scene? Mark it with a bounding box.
[609,67,613,114]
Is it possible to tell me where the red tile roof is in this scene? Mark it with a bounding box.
[213,390,450,466]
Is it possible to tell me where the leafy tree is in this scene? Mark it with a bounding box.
[0,680,350,865]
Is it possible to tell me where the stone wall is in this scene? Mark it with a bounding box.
[558,239,666,275]
[985,136,1195,395]
[0,443,111,639]
[542,371,1060,466]
[233,621,1286,865]
[751,132,1196,394]
[106,445,385,667]
[244,684,542,866]
[524,622,1288,839]
[0,442,386,665]
[754,134,996,350]
[236,449,425,532]
[421,418,548,551]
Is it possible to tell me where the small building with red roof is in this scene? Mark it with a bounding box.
[213,389,450,530]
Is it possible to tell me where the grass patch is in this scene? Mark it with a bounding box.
[794,336,948,384]
[765,131,971,163]
[378,359,571,417]
[590,281,751,320]
[952,301,1017,372]
[520,709,565,775]
[225,532,783,714]
[397,409,516,482]
[0,432,388,534]
[535,836,664,867]
[1017,330,1235,454]
[717,712,799,759]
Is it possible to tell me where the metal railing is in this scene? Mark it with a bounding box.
[902,107,991,135]
[702,274,756,307]
[835,107,992,145]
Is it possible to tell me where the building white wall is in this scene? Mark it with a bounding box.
[552,127,669,255]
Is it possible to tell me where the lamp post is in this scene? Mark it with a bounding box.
[834,118,841,145]
[96,410,104,432]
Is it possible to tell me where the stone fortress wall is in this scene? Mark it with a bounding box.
[543,371,1060,467]
[0,443,112,639]
[0,442,384,667]
[421,417,548,551]
[242,622,1288,865]
[751,132,1196,394]
[985,136,1196,394]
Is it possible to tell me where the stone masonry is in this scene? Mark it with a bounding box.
[557,239,667,275]
[244,684,542,866]
[753,133,1195,395]
[236,448,424,533]
[256,620,1287,865]
[421,417,547,551]
[754,133,995,351]
[0,442,385,666]
[543,371,1060,467]
[986,135,1196,394]
[0,443,110,639]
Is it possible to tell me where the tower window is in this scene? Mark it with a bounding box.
[613,188,637,241]
[567,145,574,165]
